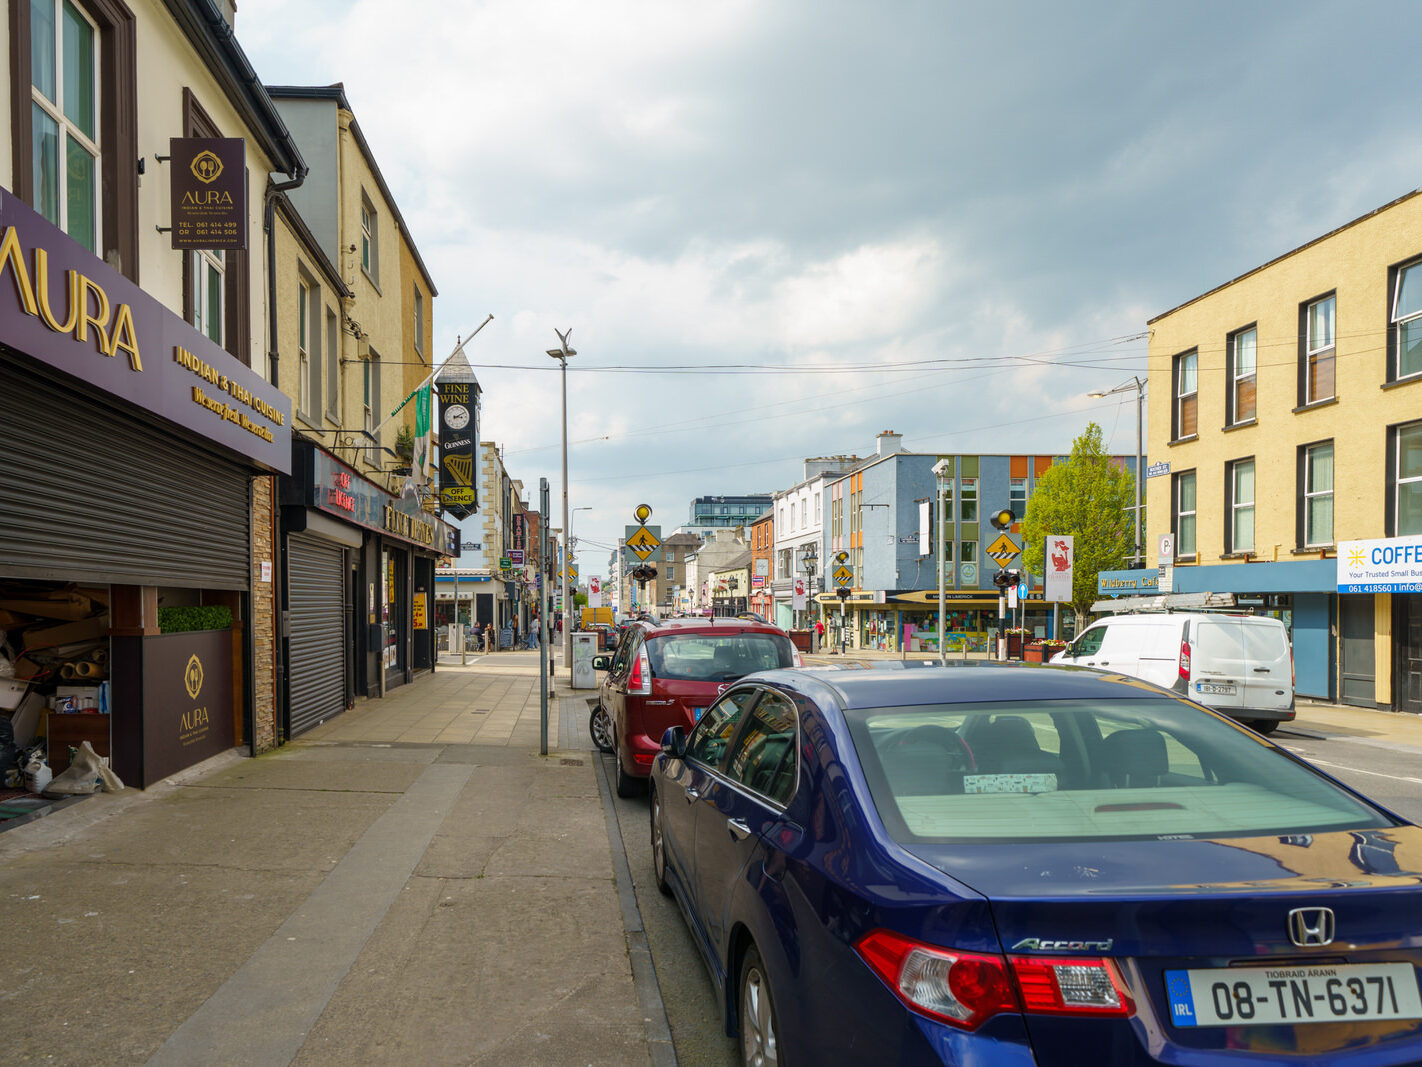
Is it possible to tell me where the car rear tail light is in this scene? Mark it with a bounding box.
[792,648,804,668]
[855,930,1016,1029]
[1178,639,1191,681]
[1290,646,1295,688]
[633,752,655,767]
[1008,956,1132,1016]
[855,930,1134,1030]
[628,647,652,695]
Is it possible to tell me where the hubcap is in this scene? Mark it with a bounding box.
[741,965,778,1066]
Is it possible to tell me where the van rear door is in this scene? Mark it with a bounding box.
[1136,617,1187,690]
[1237,618,1293,712]
[1188,618,1247,711]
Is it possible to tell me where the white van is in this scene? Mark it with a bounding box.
[1050,612,1295,733]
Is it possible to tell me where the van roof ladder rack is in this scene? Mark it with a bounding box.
[1090,592,1240,614]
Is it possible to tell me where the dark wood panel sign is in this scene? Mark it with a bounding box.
[140,630,234,783]
[169,137,248,250]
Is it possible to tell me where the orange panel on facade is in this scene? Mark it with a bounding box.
[1033,456,1053,477]
[1010,456,1028,478]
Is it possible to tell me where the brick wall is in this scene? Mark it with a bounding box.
[250,475,278,752]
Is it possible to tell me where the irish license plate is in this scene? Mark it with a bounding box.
[1197,682,1236,695]
[1165,963,1422,1027]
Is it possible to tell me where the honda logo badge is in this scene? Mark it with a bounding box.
[1287,907,1335,947]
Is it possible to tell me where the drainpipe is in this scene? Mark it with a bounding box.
[264,176,305,381]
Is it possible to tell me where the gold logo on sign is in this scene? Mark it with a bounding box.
[184,653,205,699]
[444,453,472,486]
[190,150,223,184]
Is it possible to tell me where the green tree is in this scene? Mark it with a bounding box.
[1021,422,1135,624]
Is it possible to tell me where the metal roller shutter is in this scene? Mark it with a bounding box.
[287,533,346,736]
[0,358,250,588]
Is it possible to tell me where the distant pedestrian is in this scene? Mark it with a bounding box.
[529,623,540,650]
[483,623,494,654]
[813,619,825,652]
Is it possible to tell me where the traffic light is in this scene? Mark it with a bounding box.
[835,587,851,600]
[992,568,1021,590]
[990,508,1016,531]
[632,565,658,585]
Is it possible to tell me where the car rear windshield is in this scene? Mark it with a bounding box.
[646,632,795,682]
[844,698,1393,844]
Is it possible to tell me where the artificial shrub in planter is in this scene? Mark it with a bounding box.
[158,606,233,634]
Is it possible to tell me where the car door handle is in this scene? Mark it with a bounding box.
[727,818,752,841]
[685,787,701,803]
[1253,667,1271,673]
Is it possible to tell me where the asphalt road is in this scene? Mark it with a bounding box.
[1274,728,1422,825]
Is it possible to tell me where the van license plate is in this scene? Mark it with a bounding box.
[1197,682,1236,695]
[1165,962,1422,1027]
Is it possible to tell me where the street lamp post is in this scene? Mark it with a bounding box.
[932,460,951,665]
[548,330,576,669]
[798,543,818,634]
[1089,376,1146,567]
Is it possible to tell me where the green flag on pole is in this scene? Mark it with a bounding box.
[413,383,431,482]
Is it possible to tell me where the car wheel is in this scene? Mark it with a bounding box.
[589,704,615,752]
[1250,719,1280,735]
[650,788,672,897]
[614,751,644,798]
[739,944,782,1067]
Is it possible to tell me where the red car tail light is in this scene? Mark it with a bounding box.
[856,930,1134,1029]
[628,647,652,695]
[1008,956,1132,1016]
[855,930,1016,1029]
[1178,639,1191,681]
[792,648,804,668]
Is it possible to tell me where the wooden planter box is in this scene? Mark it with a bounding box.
[1022,643,1047,663]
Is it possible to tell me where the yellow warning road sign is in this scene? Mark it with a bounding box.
[625,525,662,561]
[833,566,853,585]
[986,533,1021,564]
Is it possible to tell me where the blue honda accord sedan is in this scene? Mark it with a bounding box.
[647,664,1422,1066]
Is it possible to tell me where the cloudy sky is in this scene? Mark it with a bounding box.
[239,0,1422,576]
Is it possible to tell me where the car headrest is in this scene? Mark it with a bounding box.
[1101,728,1169,781]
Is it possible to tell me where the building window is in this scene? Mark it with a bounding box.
[1301,294,1335,404]
[1227,458,1255,554]
[1391,258,1422,381]
[413,286,424,357]
[790,502,796,529]
[362,356,373,435]
[30,0,101,251]
[1391,420,1422,537]
[665,563,675,582]
[960,540,977,564]
[960,478,977,523]
[360,195,378,280]
[192,249,224,345]
[297,279,311,415]
[1301,441,1334,548]
[1009,477,1027,516]
[1173,350,1198,440]
[180,90,248,363]
[1226,326,1256,425]
[1173,471,1196,558]
[325,308,339,421]
[814,493,821,523]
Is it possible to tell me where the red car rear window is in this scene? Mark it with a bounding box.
[645,632,794,682]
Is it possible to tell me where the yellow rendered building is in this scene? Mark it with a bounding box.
[1147,189,1422,712]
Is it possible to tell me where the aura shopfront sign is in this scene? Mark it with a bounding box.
[0,189,289,471]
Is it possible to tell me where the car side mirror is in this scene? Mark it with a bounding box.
[592,655,611,671]
[660,725,687,760]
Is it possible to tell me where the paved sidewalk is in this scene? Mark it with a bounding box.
[0,651,656,1066]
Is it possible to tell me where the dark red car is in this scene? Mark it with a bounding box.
[594,616,801,797]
